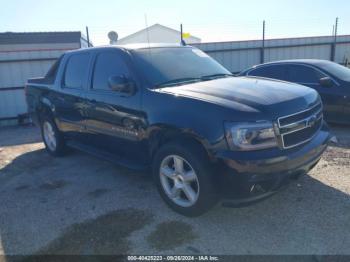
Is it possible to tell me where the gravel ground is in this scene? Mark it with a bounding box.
[0,125,349,255]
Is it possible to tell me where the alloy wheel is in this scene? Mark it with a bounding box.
[159,155,200,207]
[43,121,57,151]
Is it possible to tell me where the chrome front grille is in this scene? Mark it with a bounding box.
[277,103,323,149]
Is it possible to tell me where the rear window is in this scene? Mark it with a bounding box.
[64,53,90,88]
[248,65,288,81]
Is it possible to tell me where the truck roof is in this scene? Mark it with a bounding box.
[117,43,185,50]
[65,43,189,55]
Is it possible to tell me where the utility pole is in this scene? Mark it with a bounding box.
[86,26,90,47]
[261,20,265,64]
[334,17,338,43]
[331,17,338,61]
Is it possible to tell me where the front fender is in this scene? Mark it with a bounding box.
[143,91,230,153]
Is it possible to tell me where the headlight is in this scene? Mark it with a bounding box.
[224,121,278,151]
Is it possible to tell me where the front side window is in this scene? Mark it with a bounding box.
[92,52,130,91]
[131,47,231,87]
[248,65,288,81]
[286,65,324,84]
[64,53,90,88]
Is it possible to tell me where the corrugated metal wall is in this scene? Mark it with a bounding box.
[194,35,350,73]
[0,43,80,126]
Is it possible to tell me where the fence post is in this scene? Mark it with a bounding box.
[260,20,265,64]
[86,26,91,47]
[180,24,186,45]
[330,17,338,61]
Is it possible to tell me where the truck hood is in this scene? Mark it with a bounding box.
[156,76,319,118]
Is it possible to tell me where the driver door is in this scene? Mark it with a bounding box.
[83,50,146,163]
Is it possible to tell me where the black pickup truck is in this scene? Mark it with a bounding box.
[26,44,331,216]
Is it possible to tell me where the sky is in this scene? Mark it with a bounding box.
[1,0,349,45]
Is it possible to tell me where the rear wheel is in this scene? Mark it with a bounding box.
[153,140,218,217]
[40,115,66,156]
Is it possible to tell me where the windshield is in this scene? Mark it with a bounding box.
[318,62,350,81]
[131,47,231,87]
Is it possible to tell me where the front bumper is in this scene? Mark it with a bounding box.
[214,123,331,205]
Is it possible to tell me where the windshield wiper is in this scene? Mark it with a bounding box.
[200,73,234,81]
[154,74,234,88]
[155,77,201,88]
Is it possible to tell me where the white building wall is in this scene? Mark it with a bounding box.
[117,25,201,45]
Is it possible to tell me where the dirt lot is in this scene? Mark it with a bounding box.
[0,125,349,255]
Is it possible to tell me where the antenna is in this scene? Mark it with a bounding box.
[144,14,151,48]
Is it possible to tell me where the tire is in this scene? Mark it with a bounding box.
[40,114,66,156]
[152,139,218,217]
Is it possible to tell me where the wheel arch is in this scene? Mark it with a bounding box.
[148,125,214,162]
[36,97,56,122]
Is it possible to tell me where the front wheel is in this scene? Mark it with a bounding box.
[153,140,218,217]
[40,115,66,156]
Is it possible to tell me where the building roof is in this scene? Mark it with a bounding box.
[118,23,201,43]
[0,31,86,45]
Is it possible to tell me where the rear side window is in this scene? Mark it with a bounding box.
[64,53,90,88]
[286,65,325,84]
[45,55,62,84]
[248,65,288,81]
[92,51,130,91]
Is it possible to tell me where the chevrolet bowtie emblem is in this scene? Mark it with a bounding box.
[306,115,317,128]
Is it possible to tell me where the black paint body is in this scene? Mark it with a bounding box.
[26,45,331,203]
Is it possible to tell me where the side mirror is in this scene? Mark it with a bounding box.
[108,76,136,95]
[319,77,333,88]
